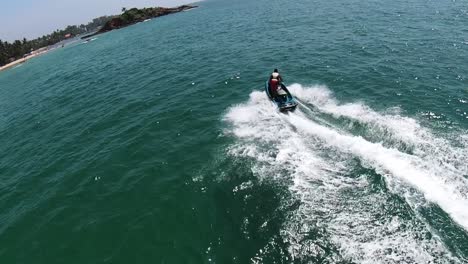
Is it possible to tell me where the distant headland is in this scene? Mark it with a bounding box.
[82,5,197,39]
[0,5,197,71]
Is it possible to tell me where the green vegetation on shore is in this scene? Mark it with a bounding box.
[0,5,196,67]
[82,5,196,39]
[0,16,111,66]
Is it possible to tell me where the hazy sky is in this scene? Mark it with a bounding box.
[0,0,195,42]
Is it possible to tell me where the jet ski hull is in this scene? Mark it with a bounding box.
[265,81,298,112]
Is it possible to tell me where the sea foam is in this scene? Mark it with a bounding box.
[224,85,465,262]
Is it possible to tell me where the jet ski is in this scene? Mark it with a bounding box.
[265,80,298,112]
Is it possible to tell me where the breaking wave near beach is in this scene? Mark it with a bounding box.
[223,84,468,263]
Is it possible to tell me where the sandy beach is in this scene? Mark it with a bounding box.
[0,49,48,72]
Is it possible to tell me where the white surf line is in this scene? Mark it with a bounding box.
[286,112,468,232]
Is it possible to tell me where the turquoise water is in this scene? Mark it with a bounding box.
[0,0,467,263]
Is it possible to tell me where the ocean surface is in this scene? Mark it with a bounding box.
[0,0,467,263]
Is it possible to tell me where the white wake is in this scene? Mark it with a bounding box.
[224,85,467,263]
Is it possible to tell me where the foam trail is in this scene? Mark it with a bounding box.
[224,90,461,262]
[287,110,468,231]
[289,84,468,176]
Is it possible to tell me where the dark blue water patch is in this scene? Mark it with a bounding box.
[418,205,468,259]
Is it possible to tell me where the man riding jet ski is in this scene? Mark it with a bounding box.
[265,69,298,112]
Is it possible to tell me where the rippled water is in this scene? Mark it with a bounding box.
[0,0,467,263]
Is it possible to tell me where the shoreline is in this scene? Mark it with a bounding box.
[1,5,198,73]
[81,5,197,40]
[0,50,49,72]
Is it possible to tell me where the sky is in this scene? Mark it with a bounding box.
[0,0,196,42]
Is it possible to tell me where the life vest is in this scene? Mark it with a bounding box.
[270,78,279,86]
[270,72,281,89]
[269,78,279,95]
